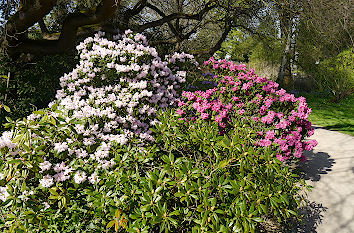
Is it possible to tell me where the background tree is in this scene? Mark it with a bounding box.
[0,0,269,58]
[295,0,353,100]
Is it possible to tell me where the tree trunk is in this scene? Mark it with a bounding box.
[277,21,293,88]
[3,0,120,57]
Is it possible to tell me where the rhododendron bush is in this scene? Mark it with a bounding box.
[0,31,316,232]
[178,57,318,162]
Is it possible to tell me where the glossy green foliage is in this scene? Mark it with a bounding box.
[0,107,308,232]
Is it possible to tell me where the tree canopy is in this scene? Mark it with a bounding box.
[0,0,269,58]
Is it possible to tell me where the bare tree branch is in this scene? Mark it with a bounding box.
[5,0,57,37]
[124,0,148,19]
[137,1,216,32]
[192,22,232,56]
[38,18,48,34]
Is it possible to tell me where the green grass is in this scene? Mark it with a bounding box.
[300,93,354,136]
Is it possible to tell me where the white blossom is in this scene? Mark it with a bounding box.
[88,172,101,184]
[39,161,52,172]
[74,171,87,184]
[39,175,54,188]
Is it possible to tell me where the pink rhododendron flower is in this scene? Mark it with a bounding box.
[200,113,209,119]
[237,109,245,115]
[176,109,185,115]
[265,130,276,140]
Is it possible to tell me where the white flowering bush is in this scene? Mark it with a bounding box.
[0,30,199,232]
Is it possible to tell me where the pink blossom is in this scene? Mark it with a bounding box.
[176,109,185,115]
[252,117,260,122]
[237,109,245,115]
[303,140,318,151]
[232,96,240,101]
[200,113,209,119]
[265,130,276,140]
[258,139,272,147]
[276,153,288,162]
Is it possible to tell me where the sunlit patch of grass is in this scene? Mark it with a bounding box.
[301,93,354,136]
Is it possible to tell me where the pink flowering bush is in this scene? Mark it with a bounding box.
[177,57,317,162]
[137,58,317,232]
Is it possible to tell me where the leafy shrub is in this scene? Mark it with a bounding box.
[297,46,354,101]
[0,32,316,232]
[315,48,354,101]
[0,54,77,131]
[148,109,308,232]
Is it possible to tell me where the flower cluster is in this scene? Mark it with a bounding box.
[177,57,317,161]
[0,30,195,198]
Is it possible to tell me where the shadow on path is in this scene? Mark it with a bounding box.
[287,150,334,232]
[298,150,335,181]
[288,201,328,233]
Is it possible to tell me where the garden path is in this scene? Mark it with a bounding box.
[296,126,354,233]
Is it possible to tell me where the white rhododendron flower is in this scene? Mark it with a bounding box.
[0,131,17,149]
[39,175,54,188]
[74,171,87,184]
[39,161,52,172]
[0,187,9,202]
[88,172,100,184]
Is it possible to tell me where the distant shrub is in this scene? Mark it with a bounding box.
[298,48,354,101]
[317,48,354,101]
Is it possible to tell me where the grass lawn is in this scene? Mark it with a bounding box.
[300,93,354,136]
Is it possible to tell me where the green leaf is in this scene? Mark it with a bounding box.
[106,220,115,229]
[174,192,185,197]
[49,188,59,196]
[5,116,13,122]
[49,195,59,200]
[6,214,16,220]
[33,110,46,115]
[7,159,21,165]
[115,209,121,219]
[169,210,180,216]
[252,217,263,223]
[287,209,298,216]
[3,105,10,112]
[214,209,224,214]
[219,159,230,169]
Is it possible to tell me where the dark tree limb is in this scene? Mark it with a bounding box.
[5,0,57,37]
[191,22,232,57]
[145,3,180,39]
[5,0,120,56]
[38,18,49,34]
[124,0,147,19]
[137,1,216,32]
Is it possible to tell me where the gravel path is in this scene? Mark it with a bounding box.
[296,126,354,233]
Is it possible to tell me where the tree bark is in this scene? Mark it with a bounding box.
[277,20,293,88]
[38,18,49,34]
[192,22,232,57]
[137,3,216,32]
[5,0,57,38]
